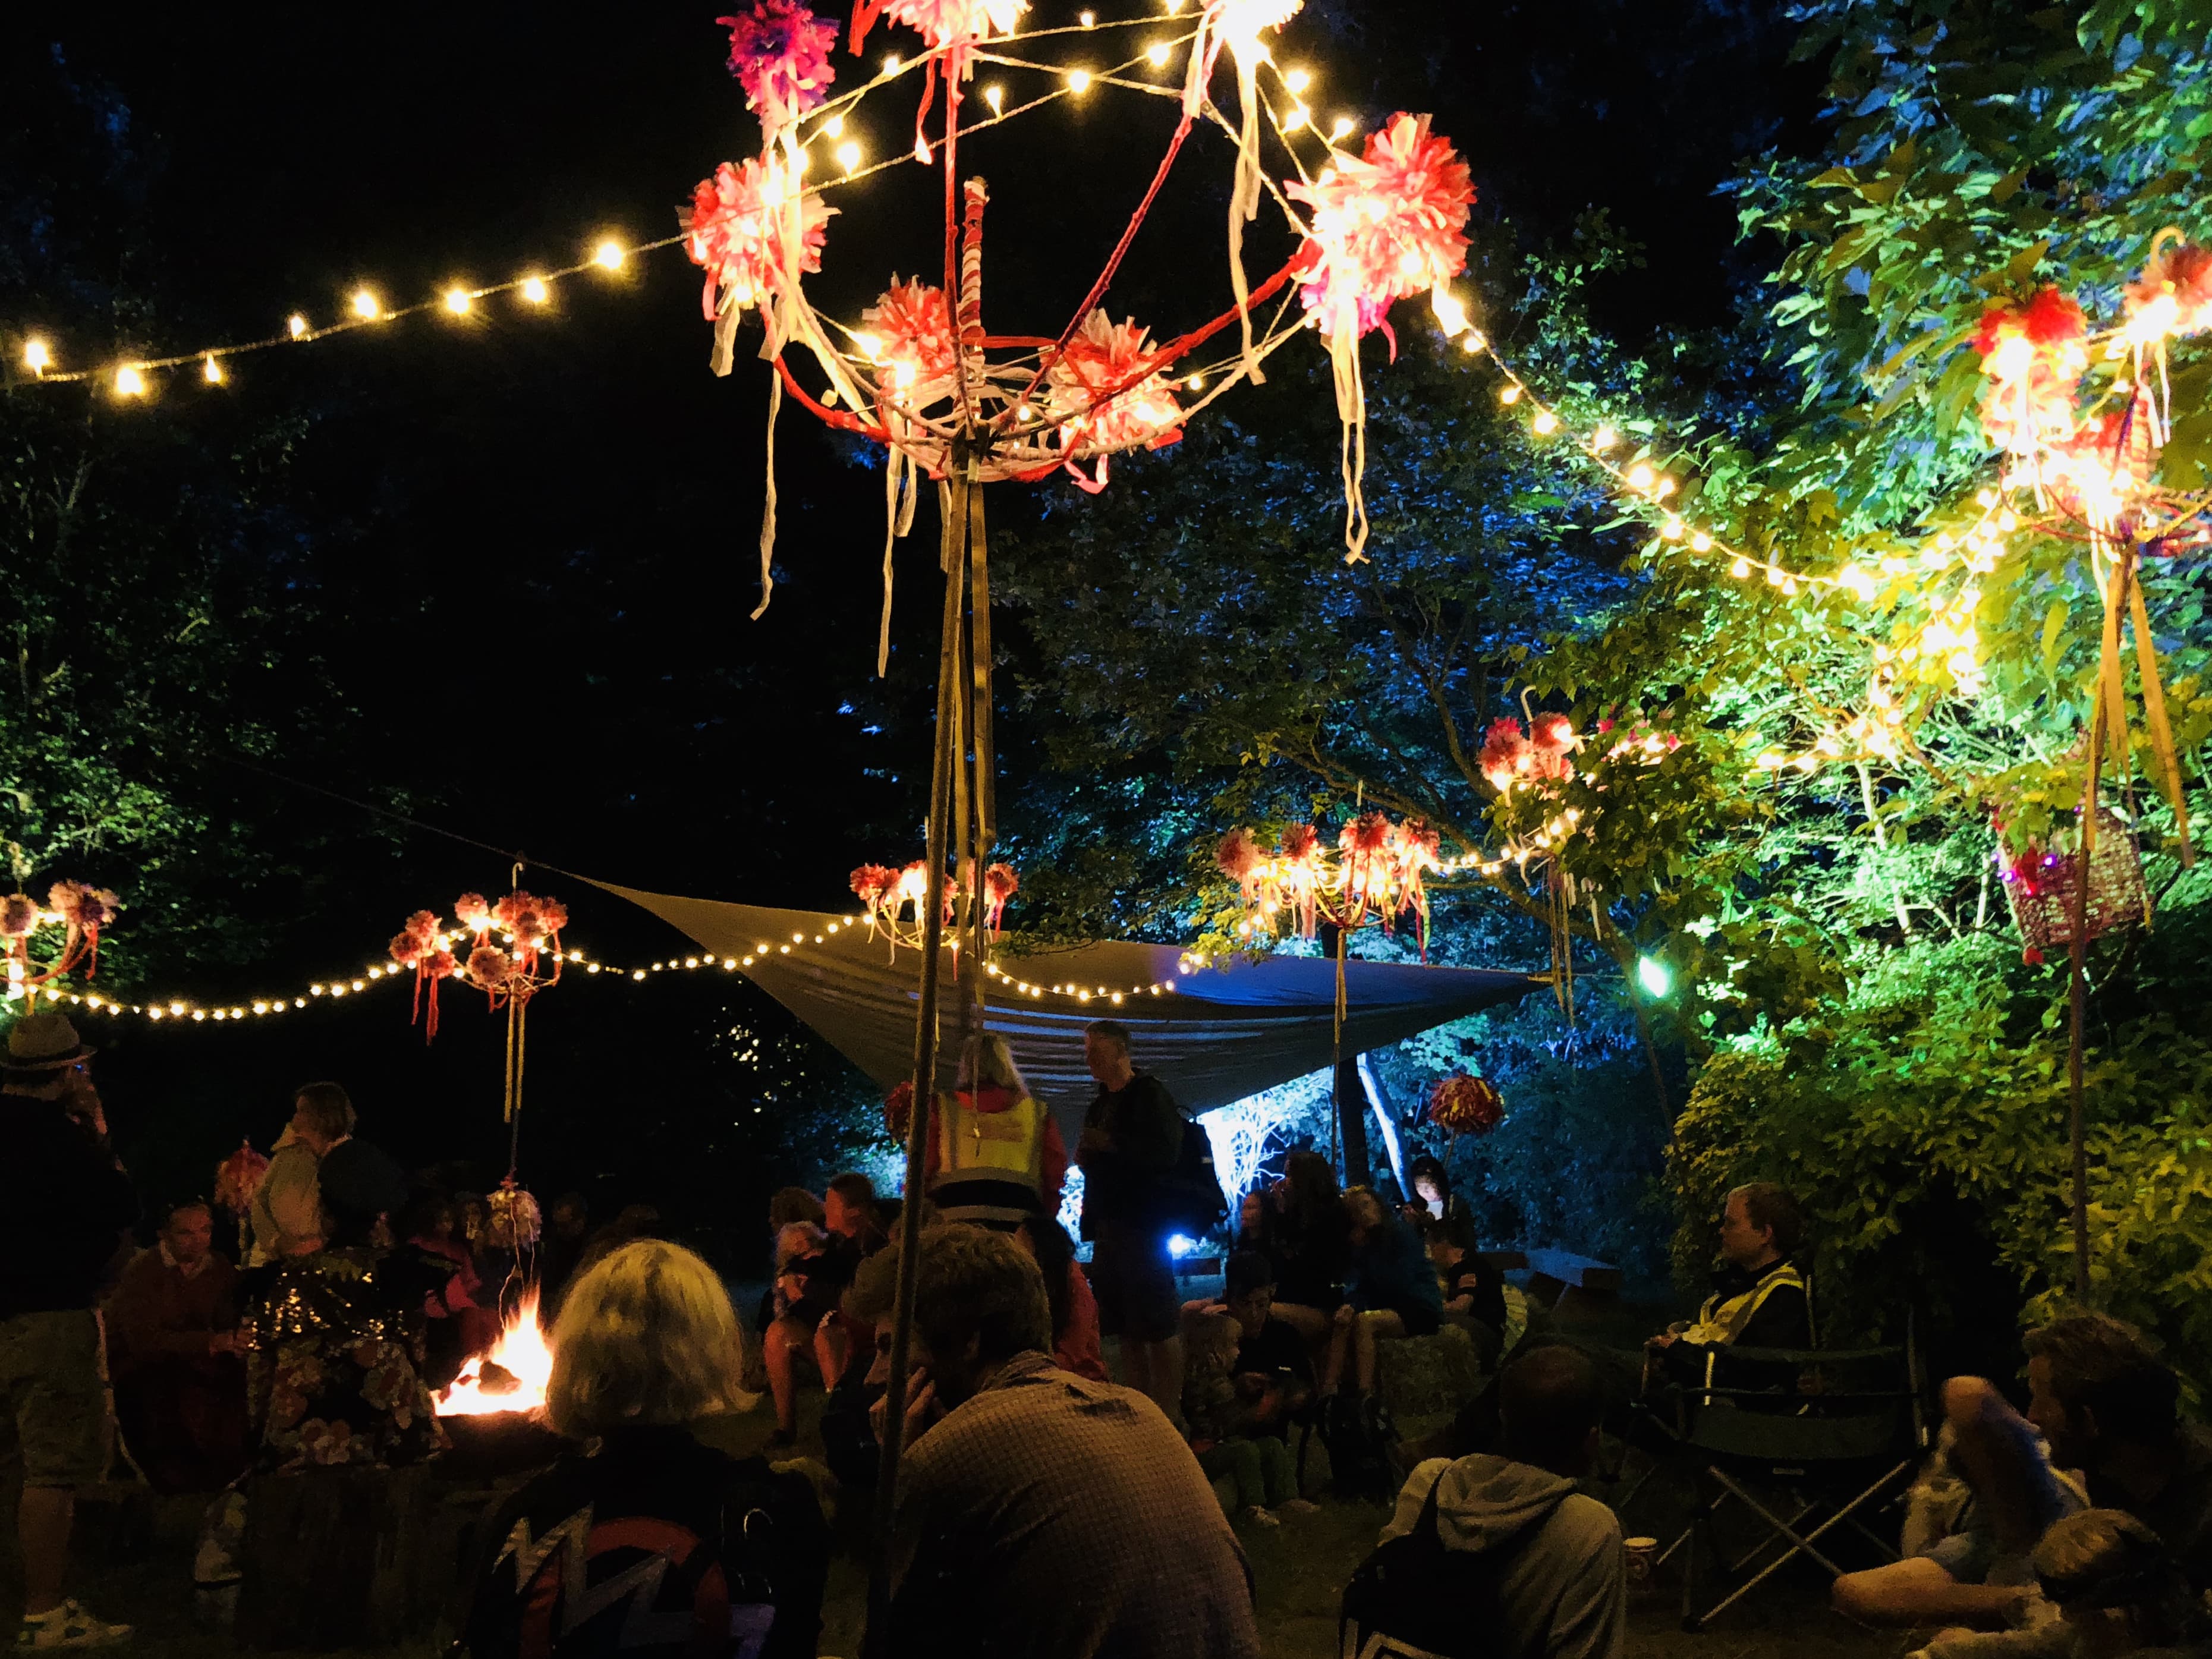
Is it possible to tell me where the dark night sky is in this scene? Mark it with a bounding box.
[4,0,1820,1257]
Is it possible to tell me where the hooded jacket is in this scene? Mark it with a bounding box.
[1379,1455,1626,1659]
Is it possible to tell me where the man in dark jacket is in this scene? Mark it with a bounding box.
[1074,1019,1187,1418]
[1648,1182,1810,1392]
[1,1013,139,1649]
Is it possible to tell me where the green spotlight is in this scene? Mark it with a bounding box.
[1637,955,1672,998]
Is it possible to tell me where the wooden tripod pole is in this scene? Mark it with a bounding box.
[864,466,972,1652]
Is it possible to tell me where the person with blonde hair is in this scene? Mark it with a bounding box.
[891,1030,1068,1231]
[458,1240,829,1658]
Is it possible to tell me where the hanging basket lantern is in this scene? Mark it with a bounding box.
[1996,808,2151,965]
[1425,1072,1505,1137]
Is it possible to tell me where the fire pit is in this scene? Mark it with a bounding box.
[433,1289,568,1478]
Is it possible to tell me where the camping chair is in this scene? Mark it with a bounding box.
[1662,1323,1926,1630]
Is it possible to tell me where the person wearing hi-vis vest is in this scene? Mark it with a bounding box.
[1645,1182,1810,1393]
[913,1033,1069,1231]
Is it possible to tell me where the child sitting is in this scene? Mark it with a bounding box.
[1181,1308,1319,1528]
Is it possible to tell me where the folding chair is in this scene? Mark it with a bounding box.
[1664,1324,1925,1630]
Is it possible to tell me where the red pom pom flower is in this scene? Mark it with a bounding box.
[1046,309,1183,492]
[1974,287,2088,464]
[864,278,959,404]
[1427,1073,1505,1136]
[685,156,833,325]
[1288,113,1474,341]
[983,862,1019,931]
[2126,241,2212,341]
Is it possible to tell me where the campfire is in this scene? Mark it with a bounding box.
[437,1289,553,1417]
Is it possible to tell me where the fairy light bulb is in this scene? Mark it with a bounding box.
[444,288,472,314]
[836,140,861,172]
[822,114,845,138]
[1329,115,1354,141]
[593,240,626,270]
[520,275,550,304]
[1079,8,1096,23]
[288,314,309,338]
[1532,410,1559,435]
[1499,384,1521,405]
[1430,288,1468,336]
[1689,531,1712,552]
[1186,373,1204,391]
[1591,424,1616,450]
[883,53,902,73]
[1066,70,1092,93]
[1146,40,1171,65]
[23,338,49,374]
[984,83,1004,114]
[1459,330,1484,352]
[1627,462,1654,489]
[351,287,381,320]
[113,365,147,398]
[1660,517,1684,540]
[202,355,224,384]
[1285,67,1311,93]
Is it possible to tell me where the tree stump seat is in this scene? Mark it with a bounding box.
[236,1462,451,1651]
[1374,1321,1484,1422]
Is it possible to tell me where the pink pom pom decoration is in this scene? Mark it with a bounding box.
[719,0,839,140]
[1288,113,1474,341]
[685,157,833,325]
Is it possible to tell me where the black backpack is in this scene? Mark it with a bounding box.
[1341,1471,1541,1659]
[1156,1118,1229,1236]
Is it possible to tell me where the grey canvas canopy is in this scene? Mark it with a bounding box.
[595,879,1539,1124]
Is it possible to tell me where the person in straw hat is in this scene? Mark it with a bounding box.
[1,1011,138,1649]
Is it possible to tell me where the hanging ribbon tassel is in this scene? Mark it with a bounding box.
[879,449,917,678]
[754,371,782,621]
[1326,314,1370,560]
[2127,562,2195,867]
[1224,43,1267,388]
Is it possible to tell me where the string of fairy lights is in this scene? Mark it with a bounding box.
[27,923,1181,1029]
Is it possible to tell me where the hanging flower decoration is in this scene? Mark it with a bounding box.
[849,858,1017,950]
[1973,287,2089,474]
[1426,1073,1505,1137]
[1217,814,1440,953]
[883,1078,916,1138]
[1288,114,1474,344]
[1044,309,1184,493]
[864,278,960,404]
[982,862,1019,931]
[854,0,1026,52]
[213,1140,270,1214]
[1,880,121,1007]
[388,890,567,1042]
[2125,240,2212,340]
[719,0,839,142]
[1480,714,1578,795]
[484,1176,543,1252]
[685,157,833,326]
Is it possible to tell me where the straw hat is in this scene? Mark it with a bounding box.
[4,1012,96,1072]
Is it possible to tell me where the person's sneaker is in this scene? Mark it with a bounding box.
[16,1601,133,1649]
[1240,1504,1282,1528]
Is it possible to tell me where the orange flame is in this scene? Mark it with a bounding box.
[436,1289,553,1416]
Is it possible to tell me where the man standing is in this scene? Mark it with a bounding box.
[1,1012,137,1649]
[248,1081,355,1263]
[879,1226,1261,1659]
[1360,1346,1627,1659]
[1074,1019,1187,1416]
[106,1199,248,1493]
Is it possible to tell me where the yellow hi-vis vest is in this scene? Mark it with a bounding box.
[1682,1261,1807,1348]
[931,1090,1047,1213]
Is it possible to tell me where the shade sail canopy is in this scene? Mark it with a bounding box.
[593,880,1538,1119]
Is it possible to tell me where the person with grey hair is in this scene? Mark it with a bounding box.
[878,1224,1261,1659]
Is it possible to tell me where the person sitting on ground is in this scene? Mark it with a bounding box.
[458,1239,829,1659]
[1017,1212,1108,1383]
[1428,1217,1541,1370]
[1251,1150,1352,1356]
[1182,1308,1320,1529]
[249,1081,355,1264]
[810,1172,892,1396]
[1836,1312,2212,1630]
[1365,1345,1627,1659]
[877,1224,1263,1659]
[105,1198,249,1493]
[2028,1509,2211,1659]
[1321,1186,1444,1422]
[1647,1180,1810,1393]
[1209,1249,1314,1440]
[762,1218,839,1449]
[819,1244,902,1496]
[4,1013,140,1651]
[1401,1153,1469,1235]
